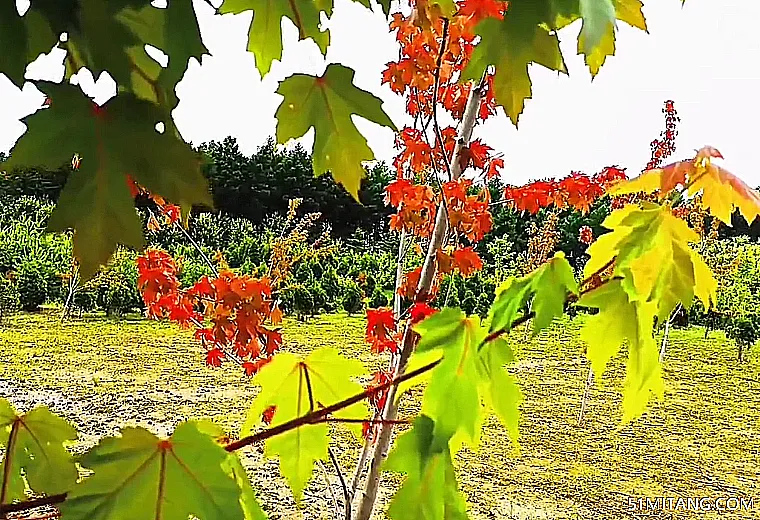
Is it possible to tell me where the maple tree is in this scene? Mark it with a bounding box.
[2,1,760,520]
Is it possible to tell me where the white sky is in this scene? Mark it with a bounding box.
[0,0,758,186]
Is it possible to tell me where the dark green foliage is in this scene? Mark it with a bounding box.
[198,137,393,239]
[726,313,760,362]
[290,284,314,319]
[0,275,20,320]
[17,261,48,311]
[341,280,364,315]
[73,288,97,313]
[369,287,390,309]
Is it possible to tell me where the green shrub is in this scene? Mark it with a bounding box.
[341,280,364,315]
[292,285,315,318]
[73,288,97,314]
[0,275,20,320]
[369,287,390,309]
[16,261,48,311]
[309,282,329,313]
[726,313,760,362]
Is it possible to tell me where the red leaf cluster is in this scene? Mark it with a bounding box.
[503,167,628,214]
[366,308,399,354]
[136,248,282,375]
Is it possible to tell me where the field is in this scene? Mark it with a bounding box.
[1,311,758,520]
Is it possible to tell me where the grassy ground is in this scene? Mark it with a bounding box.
[1,310,758,519]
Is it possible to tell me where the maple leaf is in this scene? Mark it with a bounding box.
[366,308,398,354]
[60,422,246,520]
[0,400,78,505]
[219,0,330,76]
[275,64,397,200]
[1,84,211,280]
[206,348,226,367]
[489,252,579,335]
[463,5,567,125]
[410,307,523,452]
[486,157,504,179]
[0,4,57,87]
[577,279,663,422]
[115,1,208,107]
[451,247,484,276]
[241,349,368,500]
[383,416,469,520]
[584,203,717,323]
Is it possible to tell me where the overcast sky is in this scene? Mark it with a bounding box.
[0,0,758,186]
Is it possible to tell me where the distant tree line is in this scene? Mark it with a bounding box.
[2,140,758,247]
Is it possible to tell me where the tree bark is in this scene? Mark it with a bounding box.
[353,77,487,520]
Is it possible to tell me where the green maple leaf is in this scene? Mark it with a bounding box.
[219,0,331,76]
[241,348,368,500]
[384,416,469,520]
[577,279,663,422]
[60,422,245,520]
[116,1,208,107]
[489,252,578,335]
[61,0,142,88]
[463,4,567,125]
[584,203,717,322]
[193,421,268,520]
[1,83,211,280]
[275,64,397,200]
[477,337,522,446]
[412,309,523,449]
[578,0,648,76]
[0,5,58,87]
[0,399,78,505]
[578,0,616,53]
[413,309,482,443]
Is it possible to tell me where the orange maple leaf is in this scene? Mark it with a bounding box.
[610,146,760,224]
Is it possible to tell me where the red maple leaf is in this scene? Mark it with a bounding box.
[205,348,225,367]
[366,308,398,354]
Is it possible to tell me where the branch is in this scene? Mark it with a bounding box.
[0,360,440,516]
[354,73,488,520]
[224,359,438,452]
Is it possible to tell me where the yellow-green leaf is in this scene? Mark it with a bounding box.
[0,399,78,505]
[60,422,245,520]
[219,0,331,76]
[241,348,368,500]
[275,64,397,200]
[384,416,468,520]
[577,280,662,422]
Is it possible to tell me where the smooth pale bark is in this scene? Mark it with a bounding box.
[353,77,487,520]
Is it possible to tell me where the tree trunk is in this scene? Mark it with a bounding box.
[353,76,487,520]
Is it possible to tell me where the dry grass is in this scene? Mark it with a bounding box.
[0,311,758,519]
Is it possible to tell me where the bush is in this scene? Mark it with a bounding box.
[73,288,97,314]
[341,280,364,315]
[726,313,760,362]
[0,275,20,320]
[16,261,48,311]
[292,285,314,318]
[369,287,390,309]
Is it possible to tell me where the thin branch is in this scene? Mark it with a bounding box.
[431,18,452,180]
[224,359,439,452]
[165,210,219,278]
[327,447,351,520]
[354,72,489,520]
[317,459,341,518]
[313,418,409,425]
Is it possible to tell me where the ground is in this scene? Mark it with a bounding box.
[1,311,758,519]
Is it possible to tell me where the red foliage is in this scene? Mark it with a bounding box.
[366,308,399,354]
[136,246,282,375]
